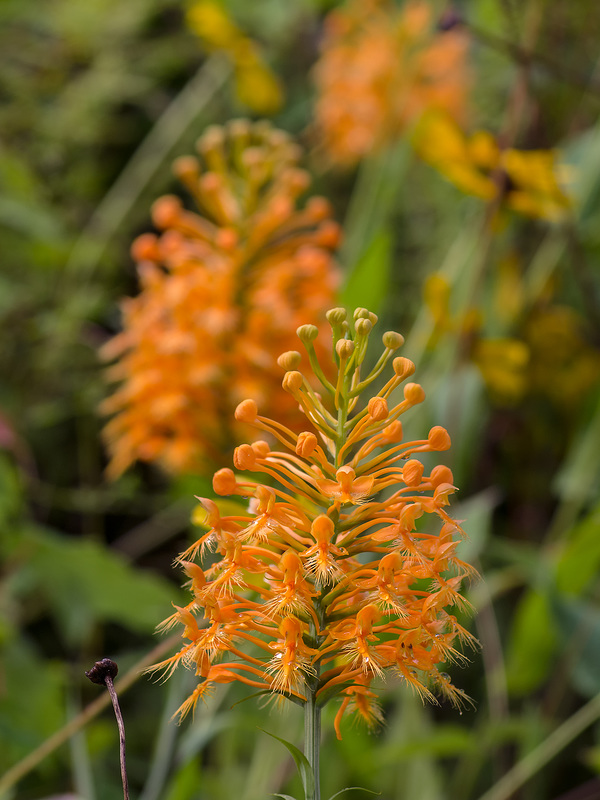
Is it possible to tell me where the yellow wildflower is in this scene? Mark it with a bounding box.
[472,338,530,404]
[525,306,600,408]
[414,112,571,221]
[187,1,283,114]
[150,308,477,734]
[424,272,530,404]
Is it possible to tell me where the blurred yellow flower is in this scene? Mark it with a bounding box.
[186,1,283,114]
[414,112,571,221]
[525,306,600,408]
[231,39,283,114]
[472,338,530,404]
[313,0,470,166]
[424,272,530,404]
[101,121,340,478]
[187,0,239,48]
[423,267,600,407]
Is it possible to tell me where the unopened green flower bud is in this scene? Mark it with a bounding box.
[354,307,378,325]
[382,331,404,350]
[336,339,355,360]
[297,324,319,343]
[355,318,373,337]
[326,307,348,326]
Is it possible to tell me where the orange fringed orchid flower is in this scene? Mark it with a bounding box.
[414,112,572,221]
[101,121,341,478]
[151,307,477,739]
[313,0,470,167]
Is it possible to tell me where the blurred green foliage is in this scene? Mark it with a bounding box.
[2,0,600,799]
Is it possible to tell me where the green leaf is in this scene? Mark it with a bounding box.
[505,590,559,696]
[551,594,600,697]
[271,794,299,800]
[328,788,380,799]
[16,526,181,646]
[163,758,203,800]
[453,487,500,563]
[554,391,600,504]
[556,501,600,594]
[380,726,475,759]
[0,638,66,772]
[260,728,315,800]
[341,228,392,316]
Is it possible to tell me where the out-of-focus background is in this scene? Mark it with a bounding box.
[2,1,600,798]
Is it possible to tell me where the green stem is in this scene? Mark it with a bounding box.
[0,635,180,796]
[475,691,600,800]
[304,686,322,800]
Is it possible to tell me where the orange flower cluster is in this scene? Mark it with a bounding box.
[313,0,469,166]
[101,121,341,478]
[153,308,476,736]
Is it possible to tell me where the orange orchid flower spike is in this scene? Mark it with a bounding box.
[149,306,478,771]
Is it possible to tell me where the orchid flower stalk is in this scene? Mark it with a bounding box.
[151,307,477,800]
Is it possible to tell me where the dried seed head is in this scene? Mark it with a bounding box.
[85,658,119,685]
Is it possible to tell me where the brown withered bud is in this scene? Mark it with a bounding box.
[86,658,119,686]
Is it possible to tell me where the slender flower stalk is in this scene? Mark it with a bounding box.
[151,308,477,798]
[85,659,129,800]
